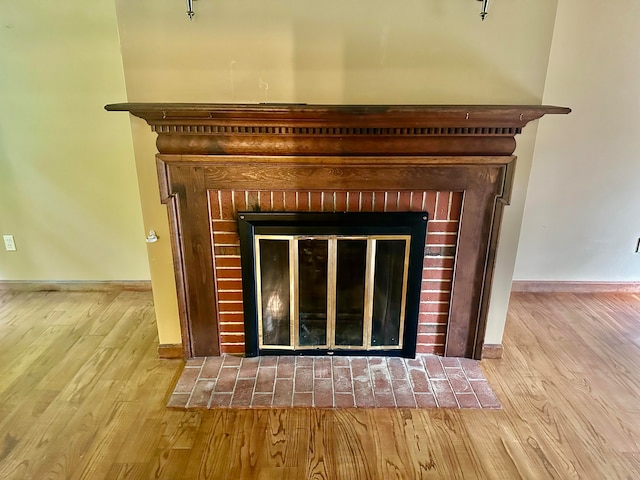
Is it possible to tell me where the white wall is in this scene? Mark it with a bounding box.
[515,0,640,281]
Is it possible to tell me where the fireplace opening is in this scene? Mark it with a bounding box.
[238,212,428,358]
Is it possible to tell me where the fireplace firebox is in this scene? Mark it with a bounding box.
[238,212,428,357]
[105,103,571,360]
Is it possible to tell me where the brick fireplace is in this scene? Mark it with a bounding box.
[106,103,570,360]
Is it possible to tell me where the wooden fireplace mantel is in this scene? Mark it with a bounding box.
[107,103,570,359]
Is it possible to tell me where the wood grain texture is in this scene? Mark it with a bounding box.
[0,280,152,292]
[1,289,639,479]
[511,281,640,293]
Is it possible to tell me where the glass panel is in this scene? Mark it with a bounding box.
[298,239,328,346]
[371,240,406,347]
[259,239,290,346]
[335,240,367,346]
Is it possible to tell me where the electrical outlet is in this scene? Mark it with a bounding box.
[3,235,16,251]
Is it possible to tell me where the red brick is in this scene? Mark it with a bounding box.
[392,379,417,408]
[259,191,271,211]
[417,333,446,346]
[371,368,392,395]
[174,367,199,393]
[410,191,425,211]
[216,257,242,269]
[283,191,297,210]
[420,290,451,303]
[215,367,239,392]
[385,191,399,211]
[167,393,190,409]
[470,380,501,409]
[220,191,235,219]
[424,192,437,215]
[218,302,244,314]
[373,191,386,212]
[221,344,245,355]
[218,290,243,303]
[252,393,273,407]
[455,393,481,409]
[353,377,375,407]
[210,192,222,220]
[297,191,310,211]
[200,357,223,379]
[374,392,396,407]
[220,333,245,344]
[417,323,448,335]
[332,367,353,393]
[186,357,205,367]
[421,269,453,282]
[331,357,350,367]
[233,190,247,212]
[214,232,240,245]
[418,313,448,325]
[414,393,437,408]
[425,234,458,247]
[314,358,332,378]
[335,192,347,212]
[422,257,455,269]
[238,357,259,378]
[212,220,238,233]
[219,323,245,334]
[293,392,313,407]
[214,245,240,256]
[446,367,472,394]
[398,191,412,211]
[216,269,243,279]
[386,358,408,381]
[295,357,313,367]
[246,191,259,210]
[276,356,295,379]
[313,378,333,407]
[209,393,232,408]
[422,279,452,291]
[217,279,243,291]
[335,393,355,408]
[460,358,485,380]
[423,356,446,379]
[347,192,361,212]
[408,369,431,393]
[294,367,314,392]
[308,192,321,211]
[440,357,460,368]
[420,302,450,314]
[427,221,460,234]
[360,192,373,211]
[322,192,334,212]
[273,379,294,406]
[272,191,285,210]
[260,356,278,367]
[255,366,276,393]
[231,378,256,407]
[350,358,369,379]
[431,379,458,408]
[449,192,463,221]
[219,313,244,323]
[435,191,451,220]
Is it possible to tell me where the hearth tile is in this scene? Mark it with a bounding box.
[252,393,273,407]
[423,356,447,379]
[222,355,243,367]
[446,367,473,394]
[455,393,481,409]
[276,357,295,379]
[431,379,459,408]
[295,357,313,367]
[440,357,461,368]
[387,358,409,381]
[406,358,423,369]
[392,379,417,408]
[200,357,224,379]
[260,356,278,367]
[350,358,369,378]
[331,357,350,367]
[238,357,259,378]
[215,367,239,392]
[314,378,334,407]
[174,367,200,393]
[255,366,276,393]
[294,367,314,392]
[293,392,313,407]
[186,357,205,367]
[459,358,485,380]
[353,378,376,408]
[373,392,396,408]
[273,379,294,407]
[314,357,332,379]
[210,393,233,408]
[231,378,256,407]
[332,366,353,394]
[335,393,356,408]
[188,380,216,409]
[470,380,502,409]
[167,393,190,409]
[414,393,438,408]
[371,368,393,395]
[367,357,385,367]
[408,369,432,393]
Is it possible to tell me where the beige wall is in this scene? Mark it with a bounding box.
[115,0,559,345]
[0,1,149,281]
[515,0,640,282]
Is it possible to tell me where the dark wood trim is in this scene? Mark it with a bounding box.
[481,344,504,359]
[107,103,570,359]
[158,344,184,359]
[511,281,640,293]
[0,281,152,292]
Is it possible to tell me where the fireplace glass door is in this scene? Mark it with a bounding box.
[239,212,427,357]
[256,235,410,351]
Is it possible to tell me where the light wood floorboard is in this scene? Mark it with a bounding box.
[0,289,638,479]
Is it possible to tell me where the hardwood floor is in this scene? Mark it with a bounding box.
[0,289,639,479]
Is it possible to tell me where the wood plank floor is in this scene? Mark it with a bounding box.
[0,289,638,479]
